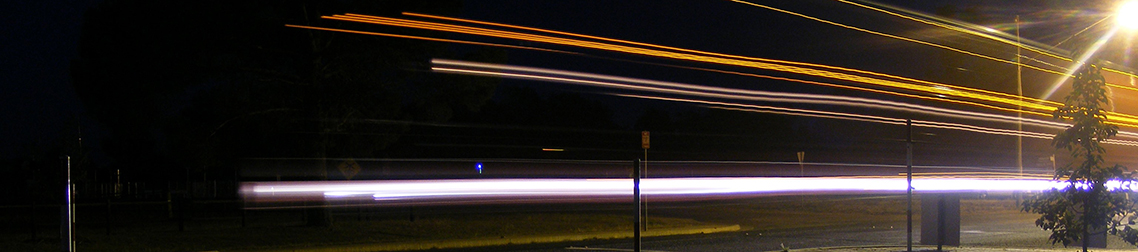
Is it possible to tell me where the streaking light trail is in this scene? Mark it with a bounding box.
[729,0,1068,77]
[240,177,1065,208]
[429,58,1138,146]
[304,14,1060,112]
[430,59,1073,130]
[290,13,1138,128]
[836,0,1138,91]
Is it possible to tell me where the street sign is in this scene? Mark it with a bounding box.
[641,131,650,149]
[338,159,361,180]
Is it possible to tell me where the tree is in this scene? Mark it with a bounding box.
[1021,61,1136,252]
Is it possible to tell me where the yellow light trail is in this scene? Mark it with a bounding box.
[835,0,1138,84]
[305,13,1138,127]
[282,24,578,54]
[433,58,1069,128]
[430,59,1104,140]
[329,14,1056,109]
[729,0,1071,78]
[400,12,1065,109]
[284,22,1068,126]
[633,95,1138,147]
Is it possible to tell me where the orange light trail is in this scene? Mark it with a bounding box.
[325,14,1059,111]
[432,58,1069,128]
[729,0,1070,78]
[297,13,1138,128]
[834,0,1138,84]
[398,12,1066,110]
[835,0,1067,61]
[428,58,1138,145]
[282,24,576,54]
[737,0,1138,101]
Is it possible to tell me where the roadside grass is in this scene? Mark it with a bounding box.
[652,195,1022,233]
[4,210,705,252]
[2,195,1023,252]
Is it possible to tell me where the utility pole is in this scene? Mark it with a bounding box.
[1016,15,1024,176]
[633,159,642,252]
[641,131,649,231]
[906,119,913,252]
[61,155,74,252]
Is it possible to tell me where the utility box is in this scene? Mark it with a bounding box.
[921,193,960,246]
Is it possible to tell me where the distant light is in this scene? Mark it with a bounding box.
[1119,1,1138,30]
[542,148,565,152]
[476,163,483,174]
[982,27,998,33]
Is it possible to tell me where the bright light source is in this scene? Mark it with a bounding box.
[1117,1,1138,30]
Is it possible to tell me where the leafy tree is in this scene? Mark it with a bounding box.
[1021,62,1136,252]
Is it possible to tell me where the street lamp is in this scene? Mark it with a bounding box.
[1116,1,1138,30]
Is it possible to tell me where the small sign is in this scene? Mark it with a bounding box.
[641,131,650,149]
[338,159,361,180]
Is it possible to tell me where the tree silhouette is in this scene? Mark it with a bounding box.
[1021,62,1136,252]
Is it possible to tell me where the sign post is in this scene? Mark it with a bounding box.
[633,159,641,252]
[640,131,649,231]
[796,151,805,177]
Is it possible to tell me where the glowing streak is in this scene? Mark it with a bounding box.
[395,13,1065,109]
[1043,28,1119,100]
[840,0,1138,81]
[432,59,1138,142]
[837,0,1067,61]
[288,20,1044,120]
[728,0,1069,78]
[308,14,1138,128]
[650,96,1067,143]
[282,24,575,54]
[431,59,1071,130]
[655,63,1059,120]
[241,177,1070,206]
[737,1,1138,106]
[329,14,1048,109]
[431,61,1138,146]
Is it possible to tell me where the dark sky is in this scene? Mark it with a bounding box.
[0,0,1125,161]
[1,0,101,159]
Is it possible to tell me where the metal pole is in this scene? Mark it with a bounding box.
[633,159,642,252]
[62,155,74,252]
[642,148,648,231]
[937,194,946,252]
[1016,15,1024,176]
[906,119,913,252]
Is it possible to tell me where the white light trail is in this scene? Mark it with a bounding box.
[240,177,1068,207]
[432,59,1069,130]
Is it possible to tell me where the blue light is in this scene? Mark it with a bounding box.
[476,163,483,174]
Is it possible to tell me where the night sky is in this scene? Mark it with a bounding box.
[3,0,1133,168]
[2,0,101,159]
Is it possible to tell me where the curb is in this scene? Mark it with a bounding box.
[242,224,741,252]
[780,245,1138,252]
